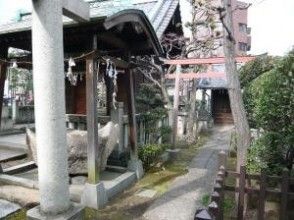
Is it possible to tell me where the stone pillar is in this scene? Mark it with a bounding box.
[12,99,19,123]
[68,122,75,129]
[157,120,162,144]
[117,102,124,153]
[124,122,129,149]
[139,119,144,145]
[27,0,81,218]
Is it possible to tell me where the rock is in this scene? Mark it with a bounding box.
[26,122,119,175]
[71,176,87,185]
[0,199,21,218]
[0,185,39,208]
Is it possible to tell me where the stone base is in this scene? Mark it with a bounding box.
[27,204,84,220]
[166,149,181,160]
[128,159,144,179]
[81,182,108,209]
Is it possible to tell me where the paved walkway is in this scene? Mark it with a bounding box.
[143,125,233,220]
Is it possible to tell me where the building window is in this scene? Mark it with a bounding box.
[238,42,248,52]
[239,23,247,33]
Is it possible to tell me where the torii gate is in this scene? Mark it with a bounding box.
[27,0,90,219]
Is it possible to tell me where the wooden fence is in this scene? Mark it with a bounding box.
[195,151,294,220]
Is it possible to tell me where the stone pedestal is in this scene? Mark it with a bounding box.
[128,159,144,179]
[27,204,84,220]
[166,148,181,160]
[81,182,108,209]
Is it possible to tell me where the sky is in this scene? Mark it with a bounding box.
[0,0,293,56]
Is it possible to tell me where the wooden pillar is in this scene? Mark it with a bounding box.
[280,169,289,220]
[237,165,246,220]
[126,69,138,160]
[258,170,266,220]
[86,57,99,184]
[0,61,7,129]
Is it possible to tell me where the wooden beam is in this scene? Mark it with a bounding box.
[86,57,99,184]
[98,33,129,49]
[162,56,255,65]
[103,55,130,69]
[126,69,138,160]
[165,72,226,79]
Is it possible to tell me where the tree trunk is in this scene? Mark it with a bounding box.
[222,0,251,169]
[186,79,198,144]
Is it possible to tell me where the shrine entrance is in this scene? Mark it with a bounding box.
[211,89,233,124]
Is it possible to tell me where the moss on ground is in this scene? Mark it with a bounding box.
[5,209,27,220]
[86,134,207,220]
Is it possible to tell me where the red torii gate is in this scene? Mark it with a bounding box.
[166,56,255,147]
[163,56,255,79]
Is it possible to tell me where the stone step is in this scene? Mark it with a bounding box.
[103,171,136,200]
[106,165,128,173]
[0,143,27,163]
[0,199,21,219]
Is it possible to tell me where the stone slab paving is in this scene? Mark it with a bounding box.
[0,146,26,162]
[143,125,233,220]
[137,189,157,198]
[0,199,21,218]
[0,134,27,162]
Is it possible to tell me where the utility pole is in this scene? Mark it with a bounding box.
[222,0,251,169]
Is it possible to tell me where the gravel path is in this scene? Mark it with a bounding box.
[143,125,233,220]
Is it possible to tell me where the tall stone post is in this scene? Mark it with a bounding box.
[117,102,124,153]
[12,99,19,123]
[27,0,83,219]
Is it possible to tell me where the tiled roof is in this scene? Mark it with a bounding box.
[0,0,179,39]
[197,78,228,89]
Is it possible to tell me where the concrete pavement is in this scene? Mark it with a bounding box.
[143,125,233,220]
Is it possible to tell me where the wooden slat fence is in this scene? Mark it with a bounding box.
[195,151,294,220]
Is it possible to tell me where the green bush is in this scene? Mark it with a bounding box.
[138,144,167,170]
[136,83,171,143]
[243,51,294,174]
[247,52,294,142]
[239,55,278,88]
[246,132,288,174]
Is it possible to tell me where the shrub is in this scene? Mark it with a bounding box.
[244,51,294,174]
[136,83,170,143]
[246,132,288,174]
[239,55,278,88]
[138,144,167,170]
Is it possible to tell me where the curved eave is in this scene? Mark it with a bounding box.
[104,9,164,57]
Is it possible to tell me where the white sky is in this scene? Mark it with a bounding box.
[0,0,293,56]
